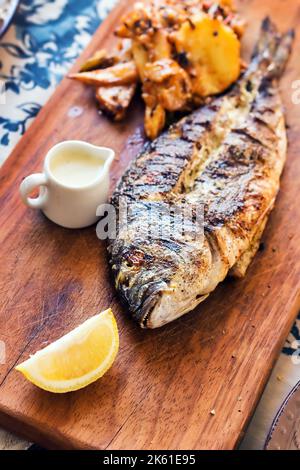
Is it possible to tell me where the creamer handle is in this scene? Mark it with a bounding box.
[19,173,48,209]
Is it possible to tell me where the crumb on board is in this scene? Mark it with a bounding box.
[210,409,216,416]
[277,375,283,381]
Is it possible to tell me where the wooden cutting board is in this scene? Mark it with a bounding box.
[0,0,299,450]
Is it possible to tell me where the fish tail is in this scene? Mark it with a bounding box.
[252,17,294,79]
[272,28,295,78]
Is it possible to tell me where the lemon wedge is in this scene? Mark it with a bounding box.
[15,309,119,393]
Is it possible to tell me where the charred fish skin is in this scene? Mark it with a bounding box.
[108,18,294,329]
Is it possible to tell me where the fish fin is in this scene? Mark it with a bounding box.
[252,17,294,80]
[229,215,269,279]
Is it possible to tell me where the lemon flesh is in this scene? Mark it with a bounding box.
[15,309,119,393]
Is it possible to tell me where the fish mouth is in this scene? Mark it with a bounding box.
[137,291,163,328]
[143,289,210,329]
[129,280,166,328]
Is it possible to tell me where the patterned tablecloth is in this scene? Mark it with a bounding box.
[0,0,299,451]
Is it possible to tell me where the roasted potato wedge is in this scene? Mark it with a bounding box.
[144,58,186,83]
[150,30,172,61]
[96,84,136,121]
[132,41,148,80]
[80,49,117,72]
[79,40,133,72]
[172,13,241,96]
[70,61,138,87]
[115,2,156,41]
[219,0,234,8]
[143,59,192,111]
[144,103,166,140]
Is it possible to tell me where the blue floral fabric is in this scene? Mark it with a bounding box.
[283,315,300,357]
[0,0,116,164]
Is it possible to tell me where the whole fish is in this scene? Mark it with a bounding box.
[108,18,294,328]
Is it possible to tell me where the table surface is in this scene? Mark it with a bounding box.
[0,0,299,451]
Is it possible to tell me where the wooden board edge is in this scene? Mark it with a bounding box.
[0,408,76,450]
[233,294,300,449]
[1,291,299,451]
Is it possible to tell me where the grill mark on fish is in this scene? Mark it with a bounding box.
[109,18,294,328]
[231,128,270,147]
[253,115,277,133]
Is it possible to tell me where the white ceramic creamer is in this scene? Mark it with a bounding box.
[19,140,114,229]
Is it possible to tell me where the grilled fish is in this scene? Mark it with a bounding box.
[108,18,294,328]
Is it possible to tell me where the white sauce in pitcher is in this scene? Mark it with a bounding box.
[50,149,104,187]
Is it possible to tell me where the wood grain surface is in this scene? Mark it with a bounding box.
[0,0,299,450]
